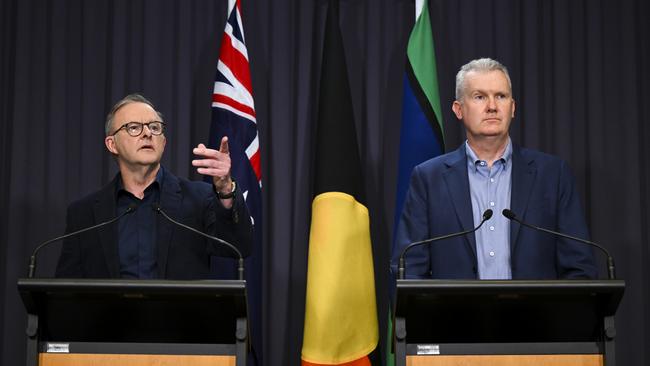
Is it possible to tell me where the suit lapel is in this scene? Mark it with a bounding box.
[510,146,537,253]
[157,169,182,279]
[94,177,120,278]
[442,146,477,258]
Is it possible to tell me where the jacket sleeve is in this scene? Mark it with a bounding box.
[55,204,85,278]
[555,160,598,279]
[205,189,253,258]
[392,165,432,279]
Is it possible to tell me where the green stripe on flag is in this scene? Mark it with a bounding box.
[407,1,443,134]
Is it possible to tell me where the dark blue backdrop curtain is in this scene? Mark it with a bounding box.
[0,1,648,365]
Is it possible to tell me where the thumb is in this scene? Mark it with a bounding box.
[219,136,229,154]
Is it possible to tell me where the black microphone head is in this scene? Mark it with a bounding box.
[127,203,138,212]
[483,209,493,220]
[502,209,516,220]
[151,203,161,212]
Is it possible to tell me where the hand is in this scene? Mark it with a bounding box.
[192,137,232,194]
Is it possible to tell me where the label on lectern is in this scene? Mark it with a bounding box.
[416,344,440,355]
[46,343,70,353]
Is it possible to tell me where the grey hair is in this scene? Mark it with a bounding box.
[455,58,512,101]
[105,93,164,136]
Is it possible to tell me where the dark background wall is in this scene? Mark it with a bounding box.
[1,0,648,365]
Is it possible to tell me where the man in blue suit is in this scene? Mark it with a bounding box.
[56,94,252,279]
[394,58,597,279]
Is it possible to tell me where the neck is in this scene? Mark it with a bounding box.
[119,164,160,199]
[467,135,509,167]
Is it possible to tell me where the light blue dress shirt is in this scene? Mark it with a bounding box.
[466,139,513,279]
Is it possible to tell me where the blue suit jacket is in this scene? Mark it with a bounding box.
[55,168,253,279]
[394,144,597,279]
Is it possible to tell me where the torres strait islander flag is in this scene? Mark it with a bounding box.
[301,1,378,365]
[394,0,444,234]
[387,1,444,365]
[208,0,263,363]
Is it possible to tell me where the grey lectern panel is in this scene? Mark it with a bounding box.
[18,278,248,366]
[394,280,625,366]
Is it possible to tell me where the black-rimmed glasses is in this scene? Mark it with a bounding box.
[111,121,166,137]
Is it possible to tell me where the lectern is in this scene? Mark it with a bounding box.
[394,280,624,366]
[18,278,248,366]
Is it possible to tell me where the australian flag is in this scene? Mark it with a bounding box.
[208,0,263,364]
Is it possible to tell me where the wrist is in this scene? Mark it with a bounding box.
[215,179,236,199]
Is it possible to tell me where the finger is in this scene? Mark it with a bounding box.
[219,136,229,155]
[192,158,230,169]
[193,147,221,159]
[196,167,230,177]
[192,143,207,154]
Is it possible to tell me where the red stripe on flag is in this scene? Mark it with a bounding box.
[249,149,262,181]
[212,94,256,119]
[219,32,253,95]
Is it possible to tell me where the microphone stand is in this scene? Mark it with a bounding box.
[398,209,493,280]
[28,205,136,278]
[153,204,245,281]
[502,209,616,279]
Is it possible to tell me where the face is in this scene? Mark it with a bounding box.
[104,102,166,169]
[452,70,515,142]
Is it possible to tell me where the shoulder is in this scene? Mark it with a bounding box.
[515,145,569,170]
[66,178,117,213]
[414,145,466,175]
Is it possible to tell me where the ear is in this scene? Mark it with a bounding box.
[105,136,118,155]
[511,98,516,118]
[452,100,463,120]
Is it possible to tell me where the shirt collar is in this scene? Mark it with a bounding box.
[465,138,513,170]
[115,166,165,196]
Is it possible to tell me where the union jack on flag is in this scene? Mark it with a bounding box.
[208,0,263,362]
[211,0,261,189]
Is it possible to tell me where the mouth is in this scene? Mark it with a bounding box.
[139,145,155,151]
[483,118,501,123]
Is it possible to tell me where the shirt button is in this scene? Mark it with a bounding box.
[489,251,495,257]
[490,201,495,206]
[480,161,486,166]
[489,226,495,231]
[490,178,495,182]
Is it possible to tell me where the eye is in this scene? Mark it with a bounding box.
[127,123,141,133]
[151,122,165,134]
[473,94,485,101]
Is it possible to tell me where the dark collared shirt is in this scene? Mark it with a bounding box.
[115,168,164,279]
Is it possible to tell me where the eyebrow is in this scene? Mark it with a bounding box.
[470,89,510,96]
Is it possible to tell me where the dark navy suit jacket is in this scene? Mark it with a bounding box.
[55,169,253,279]
[394,144,597,279]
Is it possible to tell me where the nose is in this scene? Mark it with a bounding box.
[141,124,153,137]
[486,96,498,112]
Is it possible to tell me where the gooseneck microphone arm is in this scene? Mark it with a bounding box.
[502,209,616,279]
[152,203,244,281]
[28,204,137,278]
[398,209,493,280]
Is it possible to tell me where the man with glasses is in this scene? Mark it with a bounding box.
[55,94,252,279]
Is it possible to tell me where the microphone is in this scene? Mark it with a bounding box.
[152,203,244,280]
[502,209,616,279]
[398,209,493,279]
[28,204,137,278]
